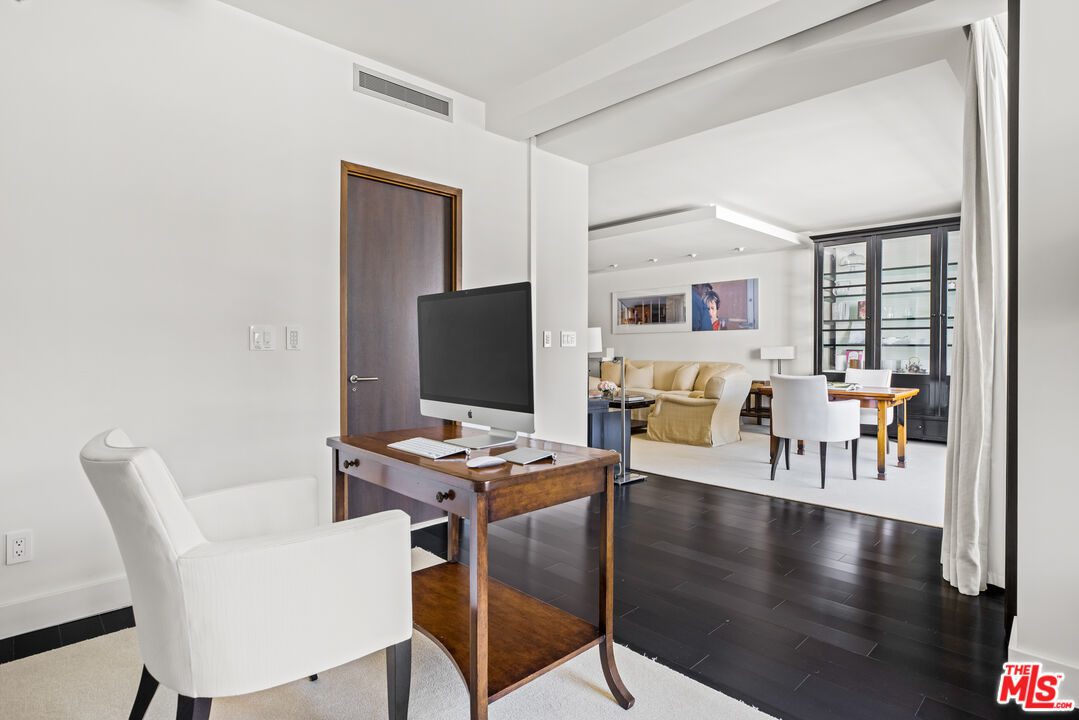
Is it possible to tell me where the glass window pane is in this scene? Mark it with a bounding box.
[820,242,866,372]
[946,230,960,375]
[881,234,932,373]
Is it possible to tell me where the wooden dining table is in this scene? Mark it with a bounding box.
[753,382,920,480]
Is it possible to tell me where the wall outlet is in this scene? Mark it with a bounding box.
[560,330,577,348]
[542,330,552,348]
[6,529,32,565]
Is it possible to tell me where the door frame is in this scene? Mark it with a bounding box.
[339,161,462,434]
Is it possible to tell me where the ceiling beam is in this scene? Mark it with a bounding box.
[485,0,887,140]
[539,27,966,164]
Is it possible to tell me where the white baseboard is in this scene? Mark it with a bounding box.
[0,575,130,639]
[1009,617,1079,699]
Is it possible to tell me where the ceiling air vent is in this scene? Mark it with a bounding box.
[353,64,453,121]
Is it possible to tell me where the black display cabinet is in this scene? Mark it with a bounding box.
[813,218,960,442]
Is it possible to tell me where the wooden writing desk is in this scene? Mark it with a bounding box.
[328,427,634,720]
[754,383,920,480]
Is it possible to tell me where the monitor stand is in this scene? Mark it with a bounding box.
[446,428,519,450]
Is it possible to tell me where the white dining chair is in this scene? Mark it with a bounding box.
[770,375,861,488]
[846,367,894,453]
[80,429,414,720]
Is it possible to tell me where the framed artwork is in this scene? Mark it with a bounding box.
[611,286,691,334]
[691,278,759,331]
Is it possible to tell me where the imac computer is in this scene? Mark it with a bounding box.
[417,281,535,449]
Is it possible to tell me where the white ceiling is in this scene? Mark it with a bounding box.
[588,59,964,237]
[588,208,801,273]
[218,0,692,100]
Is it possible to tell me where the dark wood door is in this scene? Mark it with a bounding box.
[340,162,460,521]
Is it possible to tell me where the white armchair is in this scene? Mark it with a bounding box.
[80,429,414,720]
[770,375,861,488]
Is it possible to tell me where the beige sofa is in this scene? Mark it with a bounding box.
[589,360,751,447]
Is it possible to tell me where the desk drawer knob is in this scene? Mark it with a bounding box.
[436,490,455,503]
[343,458,359,469]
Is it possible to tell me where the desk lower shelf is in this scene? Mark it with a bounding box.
[412,561,602,702]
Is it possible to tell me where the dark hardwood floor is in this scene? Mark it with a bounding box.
[3,473,1017,719]
[415,473,1012,720]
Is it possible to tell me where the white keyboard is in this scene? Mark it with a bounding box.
[387,437,468,459]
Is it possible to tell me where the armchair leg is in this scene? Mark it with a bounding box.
[819,442,828,489]
[175,696,212,720]
[784,438,790,470]
[129,666,159,720]
[309,674,318,682]
[386,637,412,720]
[770,438,784,481]
[851,438,858,480]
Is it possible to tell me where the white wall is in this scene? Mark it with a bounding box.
[1012,0,1079,695]
[0,0,585,637]
[532,148,589,445]
[588,248,815,378]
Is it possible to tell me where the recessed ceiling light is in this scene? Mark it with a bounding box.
[732,247,746,253]
[687,253,698,258]
[648,257,659,263]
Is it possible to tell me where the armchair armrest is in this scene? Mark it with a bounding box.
[185,476,318,542]
[177,509,413,698]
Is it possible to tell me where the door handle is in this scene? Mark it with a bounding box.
[349,375,379,384]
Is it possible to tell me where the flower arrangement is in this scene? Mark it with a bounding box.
[597,380,618,399]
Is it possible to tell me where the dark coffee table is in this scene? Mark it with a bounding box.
[587,397,655,483]
[608,398,655,433]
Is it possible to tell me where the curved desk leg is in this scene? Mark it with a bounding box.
[469,495,489,720]
[599,466,635,709]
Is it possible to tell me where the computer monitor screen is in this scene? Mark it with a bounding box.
[417,282,534,427]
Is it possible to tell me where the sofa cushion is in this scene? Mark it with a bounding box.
[624,362,654,389]
[650,361,679,391]
[694,362,738,393]
[672,363,699,391]
[600,361,621,385]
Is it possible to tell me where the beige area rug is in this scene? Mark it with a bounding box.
[631,427,946,526]
[1,549,772,720]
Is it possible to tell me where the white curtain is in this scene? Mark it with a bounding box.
[941,17,1008,595]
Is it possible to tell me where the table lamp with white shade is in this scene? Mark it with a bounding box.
[588,327,603,355]
[761,345,796,375]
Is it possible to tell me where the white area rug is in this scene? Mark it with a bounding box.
[0,549,772,720]
[631,427,945,526]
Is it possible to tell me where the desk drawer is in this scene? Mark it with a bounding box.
[338,451,470,516]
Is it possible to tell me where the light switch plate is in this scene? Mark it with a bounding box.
[249,325,275,351]
[542,330,552,348]
[285,325,302,351]
[560,330,577,348]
